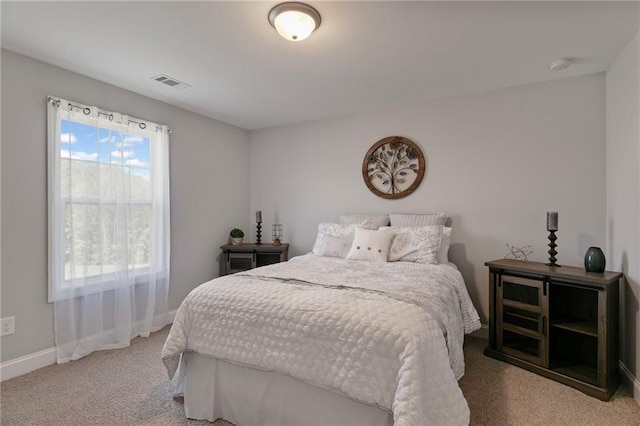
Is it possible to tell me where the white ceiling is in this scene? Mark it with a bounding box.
[2,1,638,130]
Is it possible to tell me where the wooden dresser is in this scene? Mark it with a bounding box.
[484,259,622,400]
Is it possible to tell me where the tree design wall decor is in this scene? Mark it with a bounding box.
[362,136,426,199]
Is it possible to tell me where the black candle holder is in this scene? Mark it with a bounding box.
[546,230,560,267]
[256,222,262,245]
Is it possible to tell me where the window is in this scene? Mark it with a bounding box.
[48,97,170,302]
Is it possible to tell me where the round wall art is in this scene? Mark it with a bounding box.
[362,136,426,199]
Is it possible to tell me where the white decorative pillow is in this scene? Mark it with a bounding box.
[339,214,389,230]
[389,212,447,227]
[438,227,452,263]
[312,222,366,256]
[345,228,393,263]
[380,225,443,264]
[316,233,354,258]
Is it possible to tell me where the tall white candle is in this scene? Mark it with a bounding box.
[256,210,262,223]
[546,211,558,231]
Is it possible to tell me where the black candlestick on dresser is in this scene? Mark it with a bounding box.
[256,222,262,245]
[546,230,559,267]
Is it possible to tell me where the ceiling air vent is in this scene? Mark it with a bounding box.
[150,74,191,90]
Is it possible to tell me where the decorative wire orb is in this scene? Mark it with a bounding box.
[504,244,533,263]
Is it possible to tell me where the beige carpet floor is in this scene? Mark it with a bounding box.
[1,326,639,425]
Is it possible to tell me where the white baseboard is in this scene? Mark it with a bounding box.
[0,308,178,382]
[469,324,489,340]
[0,346,57,382]
[619,360,640,406]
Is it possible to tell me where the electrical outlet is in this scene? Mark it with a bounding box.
[1,316,15,336]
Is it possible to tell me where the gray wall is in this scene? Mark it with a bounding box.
[0,49,250,363]
[249,74,607,325]
[606,31,640,389]
[3,46,630,388]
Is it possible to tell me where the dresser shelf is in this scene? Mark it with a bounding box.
[551,319,598,337]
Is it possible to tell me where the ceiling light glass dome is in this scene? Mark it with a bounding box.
[268,2,321,42]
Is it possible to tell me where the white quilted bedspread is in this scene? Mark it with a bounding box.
[162,255,480,426]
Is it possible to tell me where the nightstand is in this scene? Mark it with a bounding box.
[220,243,289,275]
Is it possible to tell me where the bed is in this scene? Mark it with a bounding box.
[162,217,481,425]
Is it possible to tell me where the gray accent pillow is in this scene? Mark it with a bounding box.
[339,214,390,230]
[389,212,447,227]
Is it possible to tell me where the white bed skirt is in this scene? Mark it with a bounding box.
[177,352,393,426]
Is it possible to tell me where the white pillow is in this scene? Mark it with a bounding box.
[346,228,393,263]
[380,225,443,264]
[389,212,447,227]
[312,222,366,256]
[340,214,389,230]
[316,233,354,258]
[438,227,452,263]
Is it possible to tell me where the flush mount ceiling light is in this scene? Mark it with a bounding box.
[549,57,573,71]
[268,2,321,42]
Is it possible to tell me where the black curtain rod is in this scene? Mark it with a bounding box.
[47,96,171,133]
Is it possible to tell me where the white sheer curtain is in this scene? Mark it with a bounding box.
[48,97,171,363]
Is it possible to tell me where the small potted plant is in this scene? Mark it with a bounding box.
[230,228,245,245]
